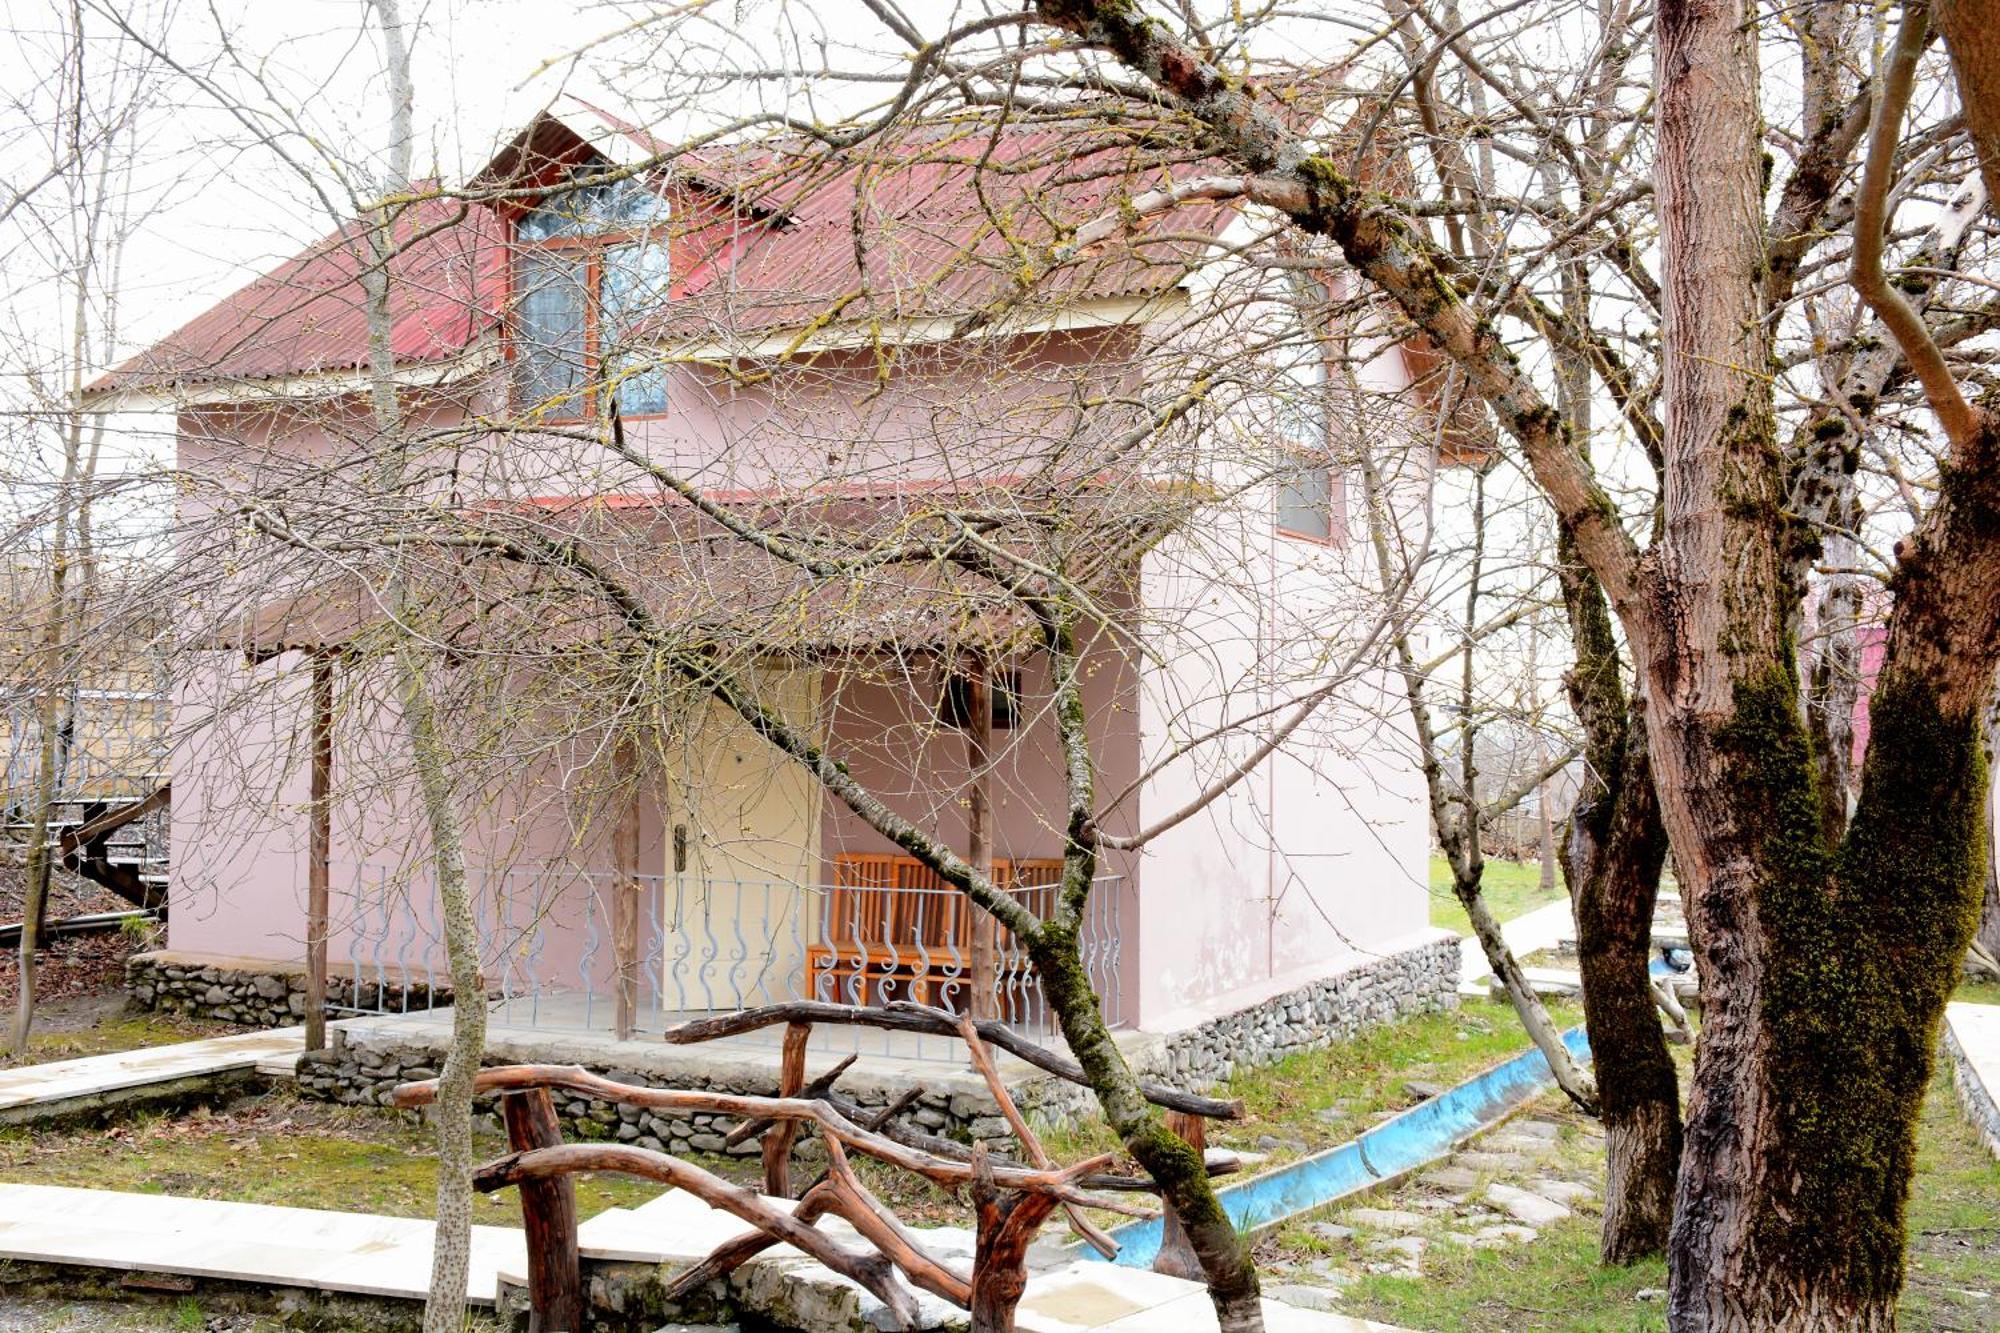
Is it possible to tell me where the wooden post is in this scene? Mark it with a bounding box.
[964,656,997,1023]
[612,772,641,1043]
[762,1020,811,1197]
[1150,1110,1207,1281]
[304,652,334,1053]
[502,1087,583,1333]
[969,1148,1061,1333]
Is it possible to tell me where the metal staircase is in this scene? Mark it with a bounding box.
[4,667,172,923]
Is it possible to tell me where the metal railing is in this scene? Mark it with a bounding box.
[329,862,1125,1060]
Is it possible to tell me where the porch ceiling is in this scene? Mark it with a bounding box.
[205,481,1165,662]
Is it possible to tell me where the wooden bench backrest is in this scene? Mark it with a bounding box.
[826,854,1062,951]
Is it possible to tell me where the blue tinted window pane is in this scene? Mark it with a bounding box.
[512,249,588,412]
[602,241,671,333]
[614,359,670,415]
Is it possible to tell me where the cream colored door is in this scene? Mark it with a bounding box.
[660,667,820,1011]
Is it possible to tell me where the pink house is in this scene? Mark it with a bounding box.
[90,103,1453,1078]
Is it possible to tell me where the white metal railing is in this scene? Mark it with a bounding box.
[328,862,1125,1060]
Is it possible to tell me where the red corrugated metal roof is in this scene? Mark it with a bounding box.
[95,118,1235,394]
[95,190,503,392]
[664,121,1234,337]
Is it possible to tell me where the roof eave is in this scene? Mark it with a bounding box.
[80,342,501,414]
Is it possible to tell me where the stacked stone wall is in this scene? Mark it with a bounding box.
[126,952,446,1028]
[281,935,1459,1143]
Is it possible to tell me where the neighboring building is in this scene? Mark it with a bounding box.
[88,102,1454,1071]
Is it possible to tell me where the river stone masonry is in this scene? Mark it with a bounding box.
[1153,934,1462,1088]
[292,1024,1045,1149]
[284,934,1456,1148]
[126,951,447,1029]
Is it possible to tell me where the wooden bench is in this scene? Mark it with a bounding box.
[806,855,1060,1015]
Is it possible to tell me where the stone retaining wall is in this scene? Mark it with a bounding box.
[1155,934,1463,1088]
[1945,1020,2000,1161]
[286,933,1457,1146]
[294,1036,1034,1148]
[126,952,447,1029]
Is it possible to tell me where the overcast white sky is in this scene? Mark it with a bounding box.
[0,0,905,362]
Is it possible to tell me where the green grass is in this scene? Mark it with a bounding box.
[1318,1070,1996,1332]
[1217,1000,1585,1150]
[1038,999,1588,1175]
[0,1009,248,1070]
[1430,854,1569,937]
[0,1087,672,1227]
[1957,976,2000,1007]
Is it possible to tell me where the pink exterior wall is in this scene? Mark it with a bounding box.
[815,622,1144,1017]
[164,309,1430,1029]
[1124,531,1430,1028]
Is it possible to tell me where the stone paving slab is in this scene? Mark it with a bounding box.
[0,1183,523,1304]
[1016,1262,1407,1332]
[545,1193,1413,1331]
[1945,1002,2000,1160]
[1458,899,1575,984]
[0,1028,304,1121]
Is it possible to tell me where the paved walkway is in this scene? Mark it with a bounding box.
[0,1178,1407,1331]
[1457,898,1577,988]
[0,1027,304,1123]
[1945,1002,2000,1160]
[0,1183,523,1305]
[555,1188,1408,1331]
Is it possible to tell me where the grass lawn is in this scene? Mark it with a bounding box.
[1957,976,2000,1008]
[1319,1051,1998,1332]
[1430,854,1569,937]
[0,1088,674,1227]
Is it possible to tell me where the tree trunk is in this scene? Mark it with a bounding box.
[1979,694,2000,969]
[1649,0,2000,1307]
[404,646,487,1333]
[1564,700,1677,1263]
[1029,923,1264,1333]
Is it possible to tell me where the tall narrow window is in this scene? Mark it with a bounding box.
[1274,293,1337,542]
[510,170,671,420]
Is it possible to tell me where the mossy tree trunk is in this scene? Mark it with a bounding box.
[1014,0,1995,1323]
[1556,530,1677,1264]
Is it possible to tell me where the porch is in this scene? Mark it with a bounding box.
[323,855,1126,1062]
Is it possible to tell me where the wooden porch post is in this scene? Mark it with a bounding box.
[304,651,334,1053]
[612,751,642,1042]
[963,656,997,1023]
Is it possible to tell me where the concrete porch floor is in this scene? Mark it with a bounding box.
[324,993,1167,1116]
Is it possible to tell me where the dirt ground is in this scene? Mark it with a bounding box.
[0,857,149,1015]
[0,1296,283,1331]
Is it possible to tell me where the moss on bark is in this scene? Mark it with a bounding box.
[1717,665,1986,1305]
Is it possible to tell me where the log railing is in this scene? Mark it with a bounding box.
[392,1001,1241,1332]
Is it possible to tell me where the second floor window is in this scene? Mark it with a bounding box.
[1274,292,1338,543]
[512,172,672,419]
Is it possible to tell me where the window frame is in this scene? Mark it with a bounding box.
[505,178,675,424]
[1275,447,1339,545]
[1272,281,1345,548]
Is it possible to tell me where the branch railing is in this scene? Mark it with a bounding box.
[391,1001,1243,1333]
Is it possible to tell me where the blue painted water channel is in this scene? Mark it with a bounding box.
[1096,1024,1597,1268]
